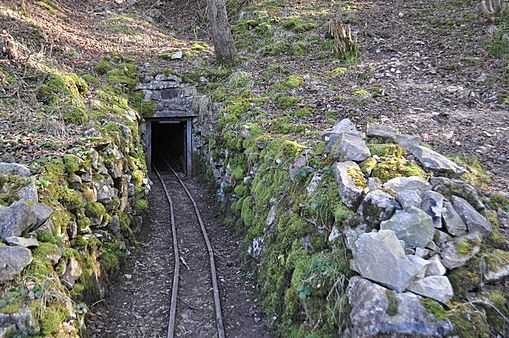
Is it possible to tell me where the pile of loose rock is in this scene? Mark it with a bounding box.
[324,119,508,336]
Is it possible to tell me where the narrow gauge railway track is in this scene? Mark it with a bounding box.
[154,158,225,338]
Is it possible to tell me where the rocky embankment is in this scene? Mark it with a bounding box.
[201,113,509,336]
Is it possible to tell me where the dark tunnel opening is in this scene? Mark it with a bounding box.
[152,121,186,171]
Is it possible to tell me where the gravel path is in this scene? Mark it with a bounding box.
[86,170,271,337]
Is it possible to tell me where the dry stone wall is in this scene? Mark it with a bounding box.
[198,112,509,336]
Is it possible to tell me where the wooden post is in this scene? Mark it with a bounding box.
[186,119,192,176]
[146,120,152,174]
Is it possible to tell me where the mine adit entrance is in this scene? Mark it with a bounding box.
[136,74,203,176]
[146,117,193,175]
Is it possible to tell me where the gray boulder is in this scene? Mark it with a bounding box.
[324,118,361,136]
[440,232,482,269]
[442,201,467,236]
[0,163,31,176]
[347,277,453,337]
[0,246,32,283]
[421,191,444,228]
[407,276,454,303]
[17,183,38,203]
[452,196,491,233]
[5,236,39,248]
[431,177,484,210]
[366,123,397,138]
[0,308,36,334]
[351,230,421,291]
[380,207,435,248]
[409,145,467,174]
[383,176,431,193]
[358,190,400,225]
[396,189,422,209]
[333,133,371,162]
[0,201,37,240]
[333,161,365,209]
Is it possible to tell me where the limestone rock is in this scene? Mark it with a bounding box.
[0,246,32,283]
[324,118,361,136]
[407,255,430,278]
[383,176,431,193]
[440,233,482,269]
[358,190,400,225]
[62,257,83,289]
[333,161,365,209]
[395,134,422,148]
[351,230,421,291]
[0,201,37,240]
[0,308,36,334]
[426,255,447,276]
[347,277,453,337]
[0,163,31,176]
[328,226,341,242]
[17,183,38,203]
[333,133,371,162]
[248,236,264,258]
[483,249,509,282]
[407,276,454,303]
[306,172,323,195]
[396,189,422,209]
[30,203,53,227]
[442,201,467,236]
[421,191,444,228]
[409,145,467,174]
[5,236,39,248]
[431,177,484,210]
[366,122,397,138]
[452,196,491,233]
[380,207,435,248]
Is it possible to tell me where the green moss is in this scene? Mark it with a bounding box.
[456,239,473,256]
[347,167,368,188]
[448,264,480,298]
[95,58,114,75]
[105,63,138,89]
[281,16,317,33]
[386,290,399,316]
[100,251,120,273]
[371,159,425,183]
[421,299,446,320]
[62,106,89,125]
[82,74,100,85]
[275,95,299,109]
[291,41,307,56]
[37,302,69,335]
[261,39,286,56]
[450,153,492,188]
[360,157,377,175]
[134,198,148,213]
[280,75,305,90]
[368,143,405,158]
[85,202,106,218]
[63,154,81,173]
[447,304,489,338]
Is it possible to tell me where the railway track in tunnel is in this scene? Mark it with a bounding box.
[154,158,225,338]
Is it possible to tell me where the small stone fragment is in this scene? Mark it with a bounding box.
[5,236,39,248]
[323,118,361,136]
[407,276,453,303]
[421,191,444,228]
[380,207,435,248]
[62,257,83,289]
[0,246,32,283]
[407,255,430,278]
[452,196,491,233]
[426,255,447,276]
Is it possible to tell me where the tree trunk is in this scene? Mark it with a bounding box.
[206,0,238,65]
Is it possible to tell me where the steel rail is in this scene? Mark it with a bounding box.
[162,157,226,338]
[153,167,180,338]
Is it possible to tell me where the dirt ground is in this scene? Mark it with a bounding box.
[86,169,270,337]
